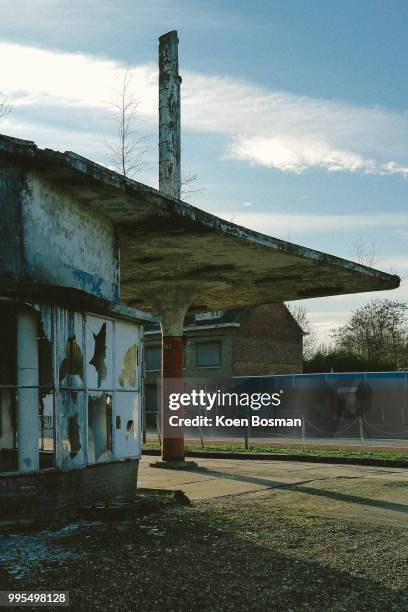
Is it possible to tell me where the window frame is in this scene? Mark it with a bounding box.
[145,344,162,372]
[195,340,222,369]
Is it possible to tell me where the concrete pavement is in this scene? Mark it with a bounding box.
[138,455,408,527]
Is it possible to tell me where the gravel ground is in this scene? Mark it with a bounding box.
[0,491,407,611]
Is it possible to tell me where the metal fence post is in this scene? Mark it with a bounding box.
[244,404,249,450]
[359,416,365,453]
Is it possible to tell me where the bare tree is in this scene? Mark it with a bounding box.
[286,303,316,359]
[0,97,11,123]
[351,234,378,268]
[101,68,147,178]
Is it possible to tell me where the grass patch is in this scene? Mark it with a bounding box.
[143,442,408,462]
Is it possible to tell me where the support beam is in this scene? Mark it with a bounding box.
[159,30,181,199]
[161,306,188,462]
[17,306,39,472]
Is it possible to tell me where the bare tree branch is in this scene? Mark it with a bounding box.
[0,97,11,123]
[351,234,378,268]
[180,171,203,201]
[286,303,317,359]
[100,68,147,178]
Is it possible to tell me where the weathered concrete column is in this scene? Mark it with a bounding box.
[159,30,181,199]
[145,282,198,463]
[17,306,39,472]
[161,305,188,462]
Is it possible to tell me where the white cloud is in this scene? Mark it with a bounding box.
[181,71,408,175]
[0,42,157,114]
[229,135,408,175]
[229,135,375,173]
[0,41,408,176]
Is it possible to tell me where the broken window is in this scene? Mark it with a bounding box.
[57,310,84,388]
[144,383,160,438]
[38,307,54,465]
[118,344,138,387]
[86,317,113,390]
[59,336,83,382]
[0,304,56,473]
[0,303,17,472]
[115,320,140,389]
[1,304,142,474]
[114,392,139,458]
[39,392,54,466]
[59,390,86,468]
[88,392,113,463]
[89,323,107,386]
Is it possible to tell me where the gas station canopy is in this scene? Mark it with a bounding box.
[0,134,399,314]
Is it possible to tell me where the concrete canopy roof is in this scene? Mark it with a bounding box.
[0,134,399,314]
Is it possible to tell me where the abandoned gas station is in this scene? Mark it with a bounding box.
[0,32,400,527]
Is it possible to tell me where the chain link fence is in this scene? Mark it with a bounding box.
[143,372,408,452]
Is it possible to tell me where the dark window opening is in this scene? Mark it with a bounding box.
[196,341,221,368]
[89,323,107,387]
[59,335,84,383]
[146,346,161,371]
[38,321,53,388]
[88,393,112,463]
[126,419,135,439]
[67,413,81,457]
[144,384,160,435]
[0,304,17,471]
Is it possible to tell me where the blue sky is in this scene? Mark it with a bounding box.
[0,0,407,341]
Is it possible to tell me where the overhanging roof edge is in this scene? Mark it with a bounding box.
[0,133,400,291]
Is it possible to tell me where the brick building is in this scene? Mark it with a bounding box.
[143,304,303,434]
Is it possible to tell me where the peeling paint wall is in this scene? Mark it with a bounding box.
[0,164,24,284]
[22,174,119,302]
[114,321,141,458]
[0,166,120,302]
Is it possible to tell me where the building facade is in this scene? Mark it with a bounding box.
[0,138,152,528]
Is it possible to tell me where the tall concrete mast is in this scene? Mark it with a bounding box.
[157,31,189,463]
[159,30,181,198]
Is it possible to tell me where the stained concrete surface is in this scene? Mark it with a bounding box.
[139,456,408,527]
